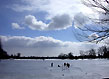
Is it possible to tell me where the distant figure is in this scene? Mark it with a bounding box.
[62,63,67,70]
[67,63,70,68]
[58,65,60,67]
[62,74,64,76]
[51,63,53,67]
[64,63,66,67]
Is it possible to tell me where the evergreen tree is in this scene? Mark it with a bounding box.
[0,38,9,59]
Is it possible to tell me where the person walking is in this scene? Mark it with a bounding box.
[67,63,70,68]
[51,63,53,67]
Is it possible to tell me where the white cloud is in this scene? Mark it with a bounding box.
[74,12,90,28]
[12,23,25,29]
[0,35,101,56]
[48,14,72,30]
[99,13,109,25]
[8,0,94,30]
[25,14,72,30]
[88,33,99,39]
[1,35,71,48]
[9,0,48,12]
[25,15,47,30]
[9,0,93,18]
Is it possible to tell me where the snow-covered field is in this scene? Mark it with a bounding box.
[0,59,109,79]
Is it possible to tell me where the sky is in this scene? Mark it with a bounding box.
[0,0,104,56]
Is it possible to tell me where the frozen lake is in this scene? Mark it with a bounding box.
[0,59,109,79]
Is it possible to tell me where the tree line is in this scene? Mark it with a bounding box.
[0,38,109,59]
[1,46,109,60]
[58,46,109,59]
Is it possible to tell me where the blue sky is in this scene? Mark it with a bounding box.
[0,0,102,56]
[0,0,78,42]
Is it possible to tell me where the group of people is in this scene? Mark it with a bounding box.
[51,62,70,69]
[63,63,70,68]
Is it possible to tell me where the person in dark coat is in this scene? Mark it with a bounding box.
[67,63,70,68]
[51,63,53,67]
[58,65,60,67]
[64,63,66,67]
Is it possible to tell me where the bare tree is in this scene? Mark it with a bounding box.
[88,49,96,56]
[74,0,109,43]
[97,46,105,56]
[80,50,85,56]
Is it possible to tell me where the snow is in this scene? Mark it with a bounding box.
[0,59,109,79]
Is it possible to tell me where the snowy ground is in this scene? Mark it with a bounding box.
[0,59,109,79]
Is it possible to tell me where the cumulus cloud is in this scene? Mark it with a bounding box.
[25,14,72,30]
[74,12,90,28]
[8,0,94,30]
[0,35,101,56]
[12,23,25,29]
[48,14,72,30]
[1,35,70,48]
[25,15,47,30]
